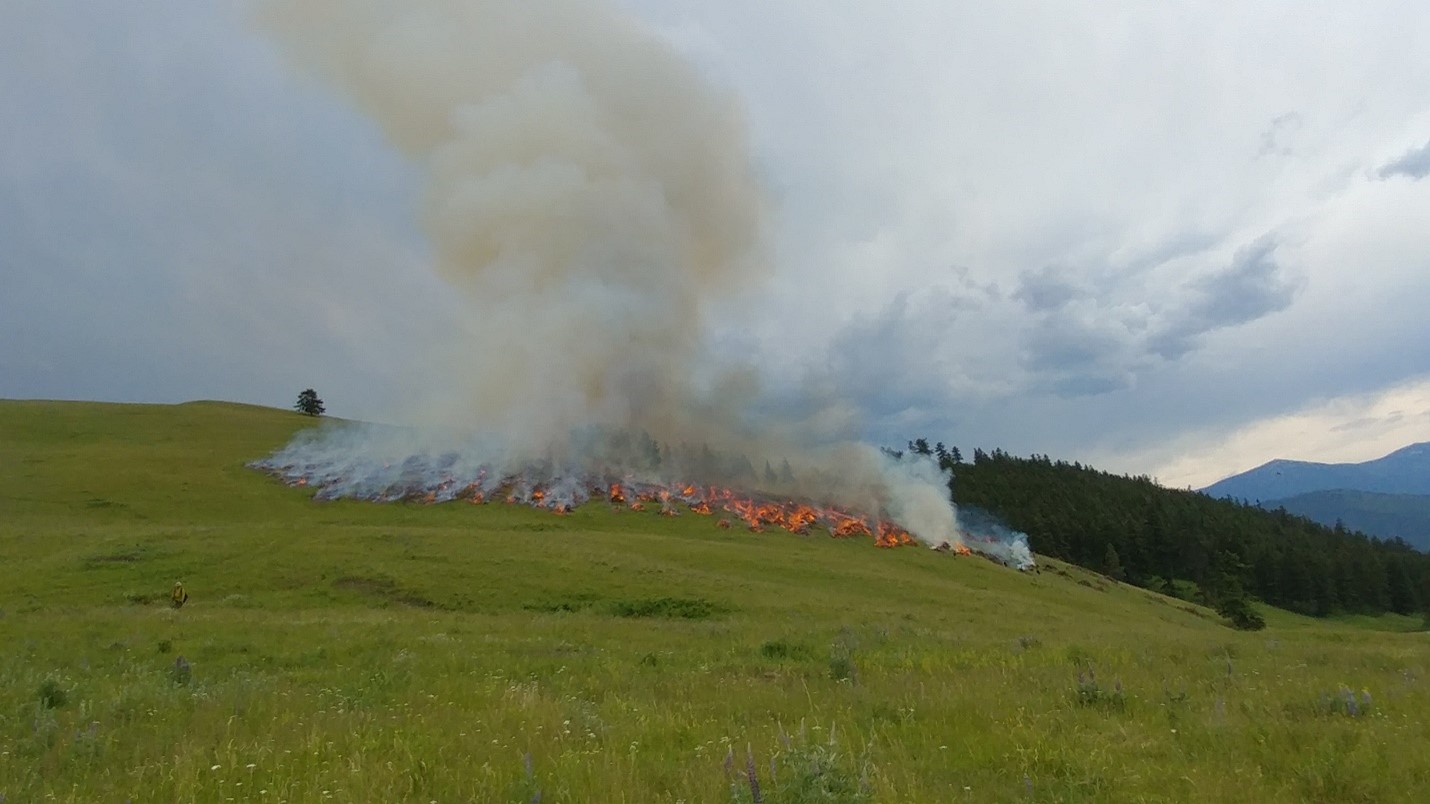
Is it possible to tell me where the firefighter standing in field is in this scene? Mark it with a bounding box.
[171,581,189,609]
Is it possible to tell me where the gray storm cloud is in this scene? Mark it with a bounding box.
[250,0,1034,566]
[1376,139,1430,181]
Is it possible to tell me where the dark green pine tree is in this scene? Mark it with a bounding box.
[1102,543,1126,582]
[1385,560,1418,615]
[294,388,325,417]
[930,435,1430,622]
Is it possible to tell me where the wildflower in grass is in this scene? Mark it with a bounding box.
[746,748,764,804]
[1316,685,1375,718]
[171,656,192,686]
[726,724,872,803]
[1073,667,1126,710]
[1343,687,1360,716]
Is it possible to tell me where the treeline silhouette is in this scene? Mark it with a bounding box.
[902,439,1430,623]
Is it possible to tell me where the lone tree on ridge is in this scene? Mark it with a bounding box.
[294,388,325,417]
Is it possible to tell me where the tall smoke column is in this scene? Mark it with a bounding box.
[257,0,763,446]
[252,0,1028,564]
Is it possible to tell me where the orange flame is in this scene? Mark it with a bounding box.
[831,516,871,538]
[294,470,987,561]
[875,522,916,548]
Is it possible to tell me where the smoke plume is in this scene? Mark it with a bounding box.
[252,0,1033,568]
[258,0,761,444]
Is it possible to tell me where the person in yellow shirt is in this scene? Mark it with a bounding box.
[170,581,189,609]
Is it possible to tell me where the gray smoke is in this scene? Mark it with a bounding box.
[253,0,1034,567]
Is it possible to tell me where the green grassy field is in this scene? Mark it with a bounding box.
[1,400,1426,802]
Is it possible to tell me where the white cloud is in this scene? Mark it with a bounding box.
[626,1,1430,472]
[1125,376,1430,489]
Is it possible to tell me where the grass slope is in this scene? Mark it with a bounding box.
[1,400,1427,802]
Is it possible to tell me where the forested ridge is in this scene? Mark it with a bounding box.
[905,440,1430,623]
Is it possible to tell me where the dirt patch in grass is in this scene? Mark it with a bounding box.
[333,575,439,609]
[83,547,152,568]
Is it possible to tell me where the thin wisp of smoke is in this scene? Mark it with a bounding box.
[251,0,1034,569]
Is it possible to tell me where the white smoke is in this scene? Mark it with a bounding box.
[252,0,1034,568]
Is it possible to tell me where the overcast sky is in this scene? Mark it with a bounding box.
[5,0,1430,488]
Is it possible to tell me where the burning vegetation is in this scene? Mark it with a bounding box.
[250,431,1018,565]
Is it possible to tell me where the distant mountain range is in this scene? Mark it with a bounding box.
[1202,442,1430,500]
[1201,443,1430,550]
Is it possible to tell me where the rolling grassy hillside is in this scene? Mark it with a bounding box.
[1,400,1427,802]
